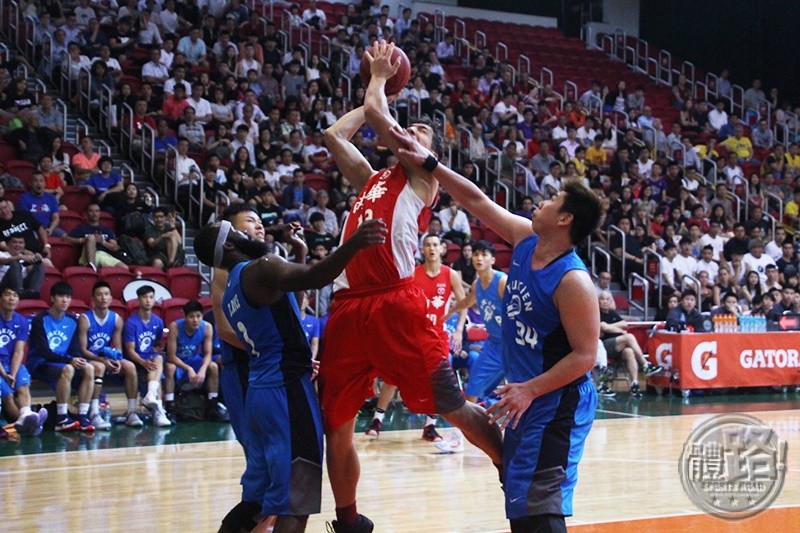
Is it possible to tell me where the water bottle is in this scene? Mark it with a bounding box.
[100,401,111,424]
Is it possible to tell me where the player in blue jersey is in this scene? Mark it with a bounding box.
[27,282,103,432]
[194,217,386,533]
[391,127,603,533]
[124,284,171,427]
[211,205,270,533]
[77,280,143,427]
[165,300,225,419]
[447,240,508,403]
[0,285,48,437]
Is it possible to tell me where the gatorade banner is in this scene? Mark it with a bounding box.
[648,331,800,390]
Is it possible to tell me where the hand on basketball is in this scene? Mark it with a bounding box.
[350,219,388,248]
[389,125,433,168]
[487,382,537,430]
[364,41,400,81]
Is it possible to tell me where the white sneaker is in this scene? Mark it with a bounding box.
[153,408,172,427]
[141,392,159,411]
[125,411,144,427]
[433,430,464,454]
[90,414,112,430]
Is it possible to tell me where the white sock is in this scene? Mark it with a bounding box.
[208,392,218,400]
[128,398,138,412]
[78,403,90,415]
[19,405,32,418]
[156,399,163,410]
[165,393,175,402]
[632,380,639,387]
[90,399,100,416]
[147,380,160,397]
[374,410,385,423]
[57,403,68,416]
[425,415,437,426]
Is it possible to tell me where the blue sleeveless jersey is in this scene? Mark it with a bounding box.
[475,270,505,342]
[222,261,312,388]
[85,310,117,355]
[503,234,589,384]
[175,318,206,360]
[0,312,29,365]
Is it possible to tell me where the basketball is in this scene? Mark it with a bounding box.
[359,46,411,96]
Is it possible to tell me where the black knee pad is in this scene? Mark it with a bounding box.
[219,500,261,532]
[510,514,567,533]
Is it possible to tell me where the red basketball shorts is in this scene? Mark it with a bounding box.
[319,282,465,431]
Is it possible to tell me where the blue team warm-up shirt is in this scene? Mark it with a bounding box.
[0,312,29,366]
[222,261,312,388]
[300,314,320,343]
[476,270,505,342]
[27,311,80,366]
[124,312,164,357]
[85,310,118,355]
[175,318,206,360]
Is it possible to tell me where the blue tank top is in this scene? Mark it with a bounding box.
[0,312,29,365]
[503,234,589,384]
[175,318,206,361]
[85,310,117,355]
[475,270,505,341]
[222,261,312,388]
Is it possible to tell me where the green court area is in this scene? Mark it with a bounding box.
[2,388,799,457]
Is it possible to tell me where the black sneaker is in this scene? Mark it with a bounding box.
[630,383,642,398]
[422,424,443,442]
[165,402,178,424]
[327,514,374,533]
[597,383,616,398]
[643,362,663,377]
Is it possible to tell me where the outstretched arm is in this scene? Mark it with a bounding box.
[241,219,387,307]
[390,126,534,246]
[323,107,373,191]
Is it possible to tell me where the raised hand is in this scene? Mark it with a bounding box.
[282,221,307,251]
[364,40,400,81]
[349,219,388,248]
[388,125,434,168]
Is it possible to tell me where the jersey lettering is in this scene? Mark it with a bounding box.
[515,321,538,349]
[237,321,260,357]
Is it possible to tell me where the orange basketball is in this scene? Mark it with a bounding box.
[359,46,412,96]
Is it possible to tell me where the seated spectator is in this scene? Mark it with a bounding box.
[609,216,644,278]
[280,169,313,222]
[144,206,184,269]
[694,245,719,283]
[63,203,127,269]
[164,300,224,421]
[776,240,799,283]
[36,94,64,135]
[666,289,702,330]
[253,186,285,236]
[764,264,782,292]
[598,290,661,398]
[0,235,45,299]
[123,285,171,426]
[19,173,64,237]
[178,106,206,151]
[26,282,101,432]
[768,285,799,320]
[305,212,335,252]
[451,241,476,285]
[162,84,191,129]
[654,293,680,321]
[0,201,53,267]
[743,239,773,283]
[712,292,741,317]
[82,156,124,210]
[5,110,50,163]
[72,136,102,183]
[659,241,679,297]
[306,190,339,238]
[437,197,471,244]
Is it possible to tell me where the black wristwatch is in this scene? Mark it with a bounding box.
[423,154,439,172]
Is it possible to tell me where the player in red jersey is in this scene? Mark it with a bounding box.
[319,41,503,533]
[363,233,467,451]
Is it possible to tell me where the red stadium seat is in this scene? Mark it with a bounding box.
[167,267,202,300]
[65,266,100,303]
[100,211,117,234]
[163,297,190,326]
[3,188,23,205]
[466,326,489,342]
[613,293,630,312]
[109,299,127,320]
[58,210,85,233]
[62,186,93,213]
[48,237,79,270]
[16,299,49,317]
[0,141,16,162]
[69,298,91,316]
[198,297,212,313]
[444,243,461,265]
[494,244,512,270]
[5,160,36,188]
[130,266,169,288]
[41,267,64,300]
[100,266,135,300]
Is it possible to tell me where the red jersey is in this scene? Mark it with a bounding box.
[414,264,452,328]
[334,164,425,295]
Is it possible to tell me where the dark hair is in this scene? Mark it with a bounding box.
[136,285,155,297]
[183,300,204,315]
[560,179,602,244]
[663,241,677,251]
[409,114,443,156]
[681,288,697,299]
[92,280,111,295]
[309,212,325,224]
[222,204,258,221]
[51,281,73,297]
[472,239,496,256]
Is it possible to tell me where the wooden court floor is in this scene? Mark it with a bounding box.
[1,407,797,532]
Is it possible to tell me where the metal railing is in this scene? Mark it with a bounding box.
[643,248,664,305]
[492,179,510,211]
[141,123,156,178]
[590,243,611,277]
[607,224,626,281]
[766,191,784,225]
[628,272,650,319]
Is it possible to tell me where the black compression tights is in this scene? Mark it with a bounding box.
[510,514,567,533]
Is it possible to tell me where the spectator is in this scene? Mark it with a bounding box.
[36,94,64,134]
[72,136,101,183]
[738,270,763,308]
[280,168,313,222]
[64,203,126,269]
[743,239,773,283]
[19,173,63,237]
[145,206,184,269]
[305,212,335,252]
[598,290,661,398]
[707,99,728,132]
[752,119,774,150]
[713,265,738,306]
[712,292,741,317]
[5,110,50,163]
[177,27,208,66]
[0,235,45,299]
[666,289,702,330]
[82,156,124,209]
[306,190,339,237]
[743,79,766,111]
[437,197,471,244]
[610,216,644,277]
[451,241,476,285]
[0,201,52,266]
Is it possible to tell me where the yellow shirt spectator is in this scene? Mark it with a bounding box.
[721,134,753,159]
[586,144,607,166]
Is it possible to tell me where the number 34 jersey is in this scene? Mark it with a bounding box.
[334,164,427,295]
[222,261,312,388]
